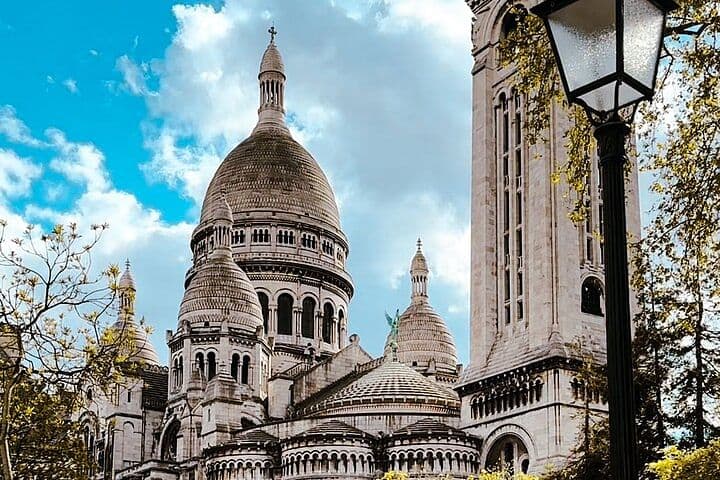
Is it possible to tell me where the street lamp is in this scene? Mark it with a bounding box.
[529,1,678,479]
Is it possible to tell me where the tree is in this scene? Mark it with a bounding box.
[647,440,720,480]
[3,373,91,479]
[0,221,133,480]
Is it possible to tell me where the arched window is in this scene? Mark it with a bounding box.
[231,353,240,381]
[337,310,345,347]
[277,294,294,335]
[257,291,270,333]
[241,355,250,384]
[581,277,604,316]
[207,352,216,380]
[322,303,334,343]
[195,352,205,378]
[178,356,183,386]
[301,297,316,338]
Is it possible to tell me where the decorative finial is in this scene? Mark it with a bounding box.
[125,258,131,270]
[268,24,277,44]
[416,237,423,252]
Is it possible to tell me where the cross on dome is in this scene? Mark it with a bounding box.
[268,25,277,44]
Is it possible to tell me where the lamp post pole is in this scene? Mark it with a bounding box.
[595,119,638,480]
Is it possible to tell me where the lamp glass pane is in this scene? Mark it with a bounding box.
[578,80,644,113]
[624,0,665,89]
[548,0,617,92]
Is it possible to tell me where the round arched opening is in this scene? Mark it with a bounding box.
[485,434,529,475]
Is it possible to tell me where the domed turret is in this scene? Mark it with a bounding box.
[114,260,161,366]
[385,240,459,383]
[179,198,264,332]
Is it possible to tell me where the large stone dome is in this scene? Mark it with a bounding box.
[198,127,341,233]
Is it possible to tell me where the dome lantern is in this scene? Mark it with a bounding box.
[255,25,287,132]
[411,238,429,303]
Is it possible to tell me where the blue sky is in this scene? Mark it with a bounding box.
[0,0,478,362]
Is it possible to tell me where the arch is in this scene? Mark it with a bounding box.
[160,419,181,461]
[581,276,604,315]
[277,293,294,335]
[231,353,240,381]
[195,352,205,378]
[481,424,536,472]
[257,291,270,332]
[241,355,251,385]
[322,302,334,343]
[301,297,316,338]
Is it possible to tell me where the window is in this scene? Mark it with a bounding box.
[322,303,334,343]
[337,310,345,347]
[195,352,205,377]
[241,355,250,385]
[257,292,269,333]
[127,390,132,403]
[207,352,216,380]
[277,294,294,335]
[231,353,240,381]
[581,277,604,316]
[301,297,316,338]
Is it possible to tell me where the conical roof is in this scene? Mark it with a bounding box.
[118,260,136,290]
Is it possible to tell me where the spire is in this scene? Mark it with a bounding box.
[255,26,287,132]
[118,259,136,316]
[410,238,429,303]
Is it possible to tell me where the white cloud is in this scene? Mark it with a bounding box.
[0,105,43,147]
[46,75,55,84]
[142,130,222,205]
[171,3,241,51]
[0,149,42,199]
[62,78,79,94]
[89,49,99,56]
[116,55,153,96]
[377,0,471,48]
[45,128,110,192]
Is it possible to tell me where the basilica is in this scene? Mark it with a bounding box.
[81,1,641,479]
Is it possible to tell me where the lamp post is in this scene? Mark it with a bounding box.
[529,0,678,479]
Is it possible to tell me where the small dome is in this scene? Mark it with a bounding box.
[118,260,135,290]
[113,319,161,366]
[301,360,459,416]
[178,253,263,331]
[385,302,459,376]
[291,420,370,440]
[259,42,285,76]
[411,239,429,274]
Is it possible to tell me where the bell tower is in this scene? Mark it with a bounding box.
[457,0,642,474]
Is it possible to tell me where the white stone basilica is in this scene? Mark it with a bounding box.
[81,2,641,479]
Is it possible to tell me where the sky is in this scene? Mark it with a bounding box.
[0,0,477,362]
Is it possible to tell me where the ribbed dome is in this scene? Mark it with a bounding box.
[259,42,284,76]
[118,261,136,290]
[198,128,341,232]
[292,420,369,439]
[385,302,459,376]
[178,252,264,331]
[305,360,459,415]
[113,318,161,366]
[411,240,429,273]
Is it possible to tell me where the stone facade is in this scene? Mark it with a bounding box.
[458,0,641,473]
[81,6,642,476]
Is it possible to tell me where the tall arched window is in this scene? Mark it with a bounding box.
[195,352,205,378]
[322,303,334,343]
[178,356,183,387]
[257,291,270,333]
[161,420,181,461]
[338,310,345,347]
[241,355,250,385]
[231,353,240,381]
[302,297,316,338]
[581,277,604,316]
[277,294,294,335]
[207,352,216,380]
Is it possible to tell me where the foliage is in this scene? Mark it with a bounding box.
[0,221,134,480]
[381,471,540,480]
[1,373,90,479]
[647,440,720,480]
